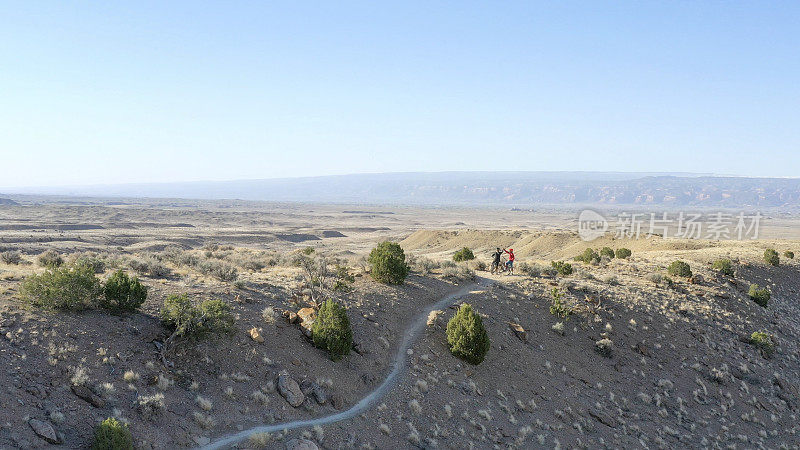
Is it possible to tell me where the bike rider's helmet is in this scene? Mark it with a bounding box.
[509,248,513,252]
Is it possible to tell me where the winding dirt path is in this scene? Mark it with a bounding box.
[200,277,491,449]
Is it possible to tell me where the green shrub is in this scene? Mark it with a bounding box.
[92,417,133,450]
[302,246,315,255]
[1,250,21,265]
[102,270,147,313]
[615,248,632,259]
[748,284,770,308]
[550,260,573,276]
[452,247,475,262]
[159,294,235,339]
[600,247,615,259]
[20,264,102,310]
[784,250,795,260]
[749,331,775,357]
[575,248,600,264]
[368,242,409,284]
[311,299,353,360]
[446,303,490,365]
[712,259,734,277]
[549,287,572,320]
[764,248,779,266]
[37,250,63,268]
[667,260,692,278]
[72,253,106,274]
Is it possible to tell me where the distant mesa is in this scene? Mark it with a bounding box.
[321,230,347,238]
[342,210,395,215]
[0,198,19,206]
[277,233,321,243]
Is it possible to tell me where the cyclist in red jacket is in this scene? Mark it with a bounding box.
[504,248,515,275]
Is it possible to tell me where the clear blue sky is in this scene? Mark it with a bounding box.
[2,1,799,187]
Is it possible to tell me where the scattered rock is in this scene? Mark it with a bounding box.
[427,310,443,326]
[300,379,328,405]
[633,342,651,357]
[249,327,264,343]
[282,310,299,324]
[589,409,619,428]
[28,418,60,444]
[285,438,319,450]
[297,307,316,337]
[774,375,799,410]
[508,322,527,342]
[71,384,105,408]
[277,372,305,407]
[330,392,347,410]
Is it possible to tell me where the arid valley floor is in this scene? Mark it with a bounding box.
[0,197,799,449]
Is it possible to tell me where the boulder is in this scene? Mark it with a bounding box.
[299,379,328,405]
[249,327,264,343]
[28,419,60,444]
[71,385,105,408]
[507,322,527,342]
[277,372,304,407]
[283,310,299,324]
[297,307,316,337]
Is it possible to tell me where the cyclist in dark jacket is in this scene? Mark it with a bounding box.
[491,248,503,274]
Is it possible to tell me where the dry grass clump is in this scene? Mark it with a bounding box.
[248,432,272,448]
[261,306,276,324]
[123,370,140,383]
[198,260,239,282]
[70,366,89,386]
[192,411,216,429]
[129,255,171,278]
[136,393,165,418]
[1,250,22,265]
[195,395,213,411]
[38,249,64,267]
[442,265,475,281]
[594,338,613,357]
[251,390,270,406]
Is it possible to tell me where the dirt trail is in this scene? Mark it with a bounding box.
[200,278,491,450]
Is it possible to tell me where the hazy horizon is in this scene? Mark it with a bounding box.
[5,171,800,209]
